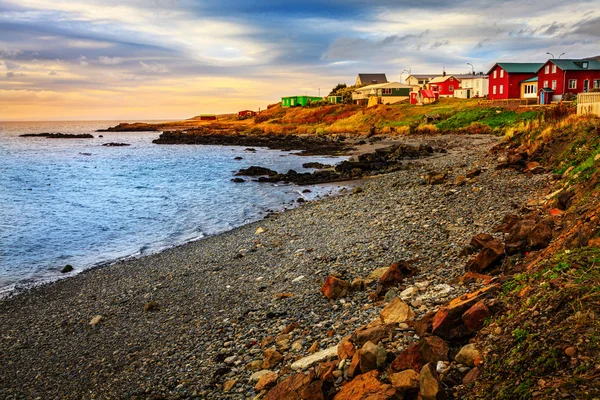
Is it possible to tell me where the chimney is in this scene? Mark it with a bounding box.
[442,68,446,77]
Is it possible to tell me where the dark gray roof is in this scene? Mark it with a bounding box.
[357,74,388,84]
[454,74,489,79]
[409,74,438,79]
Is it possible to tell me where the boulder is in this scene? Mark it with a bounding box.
[347,351,361,378]
[351,322,396,347]
[390,344,423,372]
[262,348,283,369]
[291,346,338,371]
[380,297,415,324]
[276,334,291,351]
[418,336,449,365]
[431,285,499,340]
[465,235,504,273]
[236,166,278,176]
[255,371,279,391]
[461,300,491,332]
[265,371,314,400]
[333,370,396,400]
[411,312,436,336]
[419,363,447,400]
[301,380,327,400]
[389,369,420,392]
[455,344,481,367]
[61,264,74,273]
[338,336,356,360]
[359,342,379,373]
[529,218,553,250]
[249,370,274,383]
[462,366,481,385]
[321,276,351,299]
[425,171,447,185]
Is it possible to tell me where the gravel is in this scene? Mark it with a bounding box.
[0,134,551,399]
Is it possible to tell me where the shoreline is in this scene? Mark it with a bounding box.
[0,134,553,399]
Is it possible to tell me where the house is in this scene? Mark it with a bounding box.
[536,59,600,102]
[199,114,217,121]
[453,74,489,98]
[405,74,437,87]
[238,110,257,119]
[487,63,543,100]
[355,73,388,86]
[427,75,460,97]
[410,89,438,105]
[352,82,416,105]
[520,77,538,100]
[327,96,343,104]
[281,96,323,107]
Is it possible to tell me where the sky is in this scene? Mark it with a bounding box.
[0,0,599,120]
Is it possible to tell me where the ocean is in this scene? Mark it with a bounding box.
[0,121,346,294]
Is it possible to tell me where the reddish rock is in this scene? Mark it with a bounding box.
[316,361,337,380]
[301,380,326,400]
[389,369,420,392]
[462,366,481,385]
[411,312,435,336]
[333,370,396,400]
[419,363,447,400]
[255,371,279,391]
[262,348,284,369]
[549,208,563,216]
[373,262,418,297]
[432,285,499,340]
[359,342,379,373]
[347,351,361,378]
[265,371,314,400]
[469,233,495,249]
[461,300,491,332]
[418,336,449,365]
[459,271,493,285]
[283,322,301,334]
[338,336,356,360]
[351,323,396,347]
[321,276,351,299]
[529,218,553,250]
[379,297,415,324]
[466,168,482,178]
[588,237,600,247]
[390,344,423,372]
[465,236,504,273]
[493,214,520,233]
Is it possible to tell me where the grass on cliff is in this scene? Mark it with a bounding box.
[472,247,600,399]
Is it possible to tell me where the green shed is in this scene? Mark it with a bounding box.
[327,96,343,104]
[281,96,323,107]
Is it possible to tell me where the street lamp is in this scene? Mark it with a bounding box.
[546,52,555,59]
[558,53,565,59]
[467,63,474,74]
[400,69,411,82]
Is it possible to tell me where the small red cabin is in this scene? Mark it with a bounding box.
[199,114,217,121]
[410,90,438,105]
[238,110,257,119]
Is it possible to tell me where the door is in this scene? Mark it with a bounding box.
[584,80,589,93]
[539,91,544,104]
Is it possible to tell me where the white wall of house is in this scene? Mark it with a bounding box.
[460,77,489,97]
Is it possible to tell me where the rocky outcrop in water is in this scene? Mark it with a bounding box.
[20,133,94,139]
[102,143,131,147]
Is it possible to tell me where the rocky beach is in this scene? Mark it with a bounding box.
[0,134,553,399]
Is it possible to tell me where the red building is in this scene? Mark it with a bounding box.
[427,75,460,97]
[536,59,600,102]
[238,110,257,119]
[486,63,543,100]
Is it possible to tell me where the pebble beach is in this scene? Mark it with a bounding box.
[0,134,552,399]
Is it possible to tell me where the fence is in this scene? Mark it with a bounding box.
[578,93,600,116]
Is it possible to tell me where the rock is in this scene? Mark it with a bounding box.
[338,336,356,360]
[303,162,332,169]
[89,315,103,327]
[231,178,245,183]
[432,285,499,340]
[143,301,160,312]
[461,300,491,332]
[102,142,130,147]
[265,371,314,400]
[316,360,337,380]
[383,289,398,302]
[308,341,320,353]
[291,346,338,371]
[255,227,266,235]
[246,360,263,371]
[418,336,449,365]
[351,278,366,292]
[347,351,361,378]
[525,161,543,174]
[565,346,577,357]
[223,379,237,392]
[465,235,504,273]
[233,156,243,160]
[380,297,415,324]
[61,264,74,273]
[419,363,447,400]
[529,218,553,250]
[262,348,283,369]
[276,334,291,351]
[412,312,436,336]
[367,267,389,281]
[359,342,379,373]
[351,323,396,347]
[353,187,364,194]
[390,344,423,372]
[255,371,279,391]
[454,175,468,186]
[425,171,447,185]
[400,287,418,300]
[462,366,481,385]
[321,276,351,299]
[505,218,552,255]
[455,344,481,367]
[373,261,417,297]
[249,370,273,383]
[333,370,396,400]
[283,322,300,334]
[466,168,482,178]
[236,166,278,176]
[389,369,420,392]
[301,380,327,400]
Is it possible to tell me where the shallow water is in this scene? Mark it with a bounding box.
[0,121,346,293]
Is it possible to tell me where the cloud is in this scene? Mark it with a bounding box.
[79,55,89,66]
[68,39,114,49]
[98,56,124,65]
[49,70,58,75]
[139,61,169,74]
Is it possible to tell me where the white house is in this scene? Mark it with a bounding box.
[454,74,489,98]
[352,82,418,105]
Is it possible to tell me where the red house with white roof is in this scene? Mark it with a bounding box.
[536,59,600,102]
[427,74,460,97]
[487,63,543,100]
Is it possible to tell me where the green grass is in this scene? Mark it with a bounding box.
[435,108,540,131]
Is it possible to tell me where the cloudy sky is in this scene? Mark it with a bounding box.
[0,0,599,120]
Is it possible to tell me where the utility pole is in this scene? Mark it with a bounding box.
[467,63,474,74]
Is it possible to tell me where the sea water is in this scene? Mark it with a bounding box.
[0,121,346,294]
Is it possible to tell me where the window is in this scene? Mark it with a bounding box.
[449,85,454,91]
[418,80,424,84]
[524,84,537,94]
[568,79,577,89]
[500,70,504,78]
[449,77,454,81]
[544,80,548,88]
[493,85,497,94]
[500,85,504,94]
[545,65,550,74]
[583,62,589,69]
[552,65,557,73]
[552,80,557,90]
[594,80,600,89]
[382,88,392,95]
[493,70,497,79]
